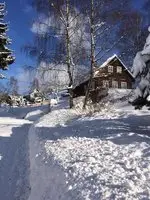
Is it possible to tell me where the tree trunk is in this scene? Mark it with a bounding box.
[83,0,95,109]
[66,0,74,108]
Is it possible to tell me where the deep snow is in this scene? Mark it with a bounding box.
[0,92,150,200]
[28,92,150,200]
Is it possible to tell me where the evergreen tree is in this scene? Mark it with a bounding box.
[0,3,14,70]
[131,27,150,107]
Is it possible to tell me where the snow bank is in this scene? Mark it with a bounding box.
[73,89,135,119]
[25,110,45,121]
[50,98,58,106]
[0,117,32,137]
[24,104,50,121]
[36,108,76,128]
[8,104,50,119]
[45,134,150,200]
[28,92,150,200]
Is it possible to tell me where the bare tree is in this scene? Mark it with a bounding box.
[83,0,111,109]
[37,62,69,93]
[50,0,87,108]
[30,77,40,92]
[83,0,139,108]
[25,0,143,110]
[7,76,19,96]
[83,0,95,109]
[65,0,74,108]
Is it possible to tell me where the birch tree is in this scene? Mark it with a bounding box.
[50,0,88,108]
[83,0,112,108]
[7,76,19,96]
[25,0,89,108]
[83,0,95,109]
[82,0,141,108]
[25,0,143,109]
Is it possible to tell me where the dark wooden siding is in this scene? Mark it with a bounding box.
[73,80,89,97]
[94,58,134,89]
[73,57,134,98]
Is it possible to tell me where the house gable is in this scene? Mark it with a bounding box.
[94,54,134,80]
[73,54,134,97]
[94,54,134,89]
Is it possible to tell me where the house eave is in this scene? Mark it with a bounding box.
[95,54,135,80]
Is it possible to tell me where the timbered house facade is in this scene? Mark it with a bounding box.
[73,54,135,97]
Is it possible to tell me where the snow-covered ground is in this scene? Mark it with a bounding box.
[0,115,32,199]
[0,92,150,200]
[0,105,50,200]
[28,91,150,200]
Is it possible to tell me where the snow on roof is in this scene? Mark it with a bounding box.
[73,74,90,89]
[75,54,134,88]
[99,54,117,69]
[96,54,134,79]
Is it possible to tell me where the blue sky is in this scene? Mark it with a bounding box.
[4,0,35,78]
[132,0,145,8]
[1,0,147,89]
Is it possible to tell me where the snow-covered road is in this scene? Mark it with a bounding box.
[0,116,32,200]
[0,99,150,200]
[0,105,49,200]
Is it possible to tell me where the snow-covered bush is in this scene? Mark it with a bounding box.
[132,27,150,103]
[50,99,58,106]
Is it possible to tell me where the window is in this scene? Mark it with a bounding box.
[108,65,113,73]
[117,66,122,73]
[103,80,109,88]
[121,81,127,89]
[112,81,118,88]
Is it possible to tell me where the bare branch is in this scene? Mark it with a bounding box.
[51,2,67,27]
[96,34,126,63]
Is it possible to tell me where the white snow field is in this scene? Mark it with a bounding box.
[0,105,50,200]
[28,91,150,200]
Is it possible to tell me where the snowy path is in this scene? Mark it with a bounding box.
[28,114,74,200]
[0,116,32,200]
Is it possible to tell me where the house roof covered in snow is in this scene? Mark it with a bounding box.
[73,54,134,89]
[95,54,134,79]
[73,74,90,89]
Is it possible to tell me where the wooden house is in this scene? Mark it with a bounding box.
[73,54,134,98]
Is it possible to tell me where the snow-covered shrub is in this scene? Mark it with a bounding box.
[50,99,58,106]
[132,26,150,108]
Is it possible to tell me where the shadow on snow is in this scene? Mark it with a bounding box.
[37,114,150,146]
[0,124,31,200]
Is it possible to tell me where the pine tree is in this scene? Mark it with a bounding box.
[131,27,150,108]
[0,3,14,70]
